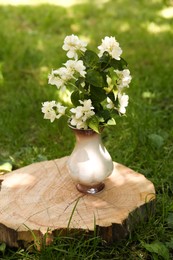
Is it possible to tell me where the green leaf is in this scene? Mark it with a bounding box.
[70,90,81,106]
[121,57,128,67]
[110,57,128,70]
[82,50,99,68]
[90,85,106,102]
[107,118,116,125]
[87,115,100,133]
[0,162,12,173]
[0,62,4,84]
[143,241,169,260]
[166,238,173,249]
[167,213,173,229]
[99,52,128,71]
[107,91,117,103]
[57,115,68,134]
[99,51,111,64]
[0,242,6,255]
[36,154,48,162]
[148,134,164,149]
[75,77,85,89]
[97,110,111,122]
[86,70,103,87]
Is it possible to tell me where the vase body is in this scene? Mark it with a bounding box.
[67,127,113,194]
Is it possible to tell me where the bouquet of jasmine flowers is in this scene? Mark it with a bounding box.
[42,34,132,133]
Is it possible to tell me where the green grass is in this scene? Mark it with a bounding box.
[0,0,173,259]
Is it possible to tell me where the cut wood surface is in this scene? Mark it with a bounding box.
[0,156,155,247]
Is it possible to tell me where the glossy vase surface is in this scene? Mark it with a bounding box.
[67,127,113,194]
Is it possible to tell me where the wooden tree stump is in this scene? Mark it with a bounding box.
[0,156,155,248]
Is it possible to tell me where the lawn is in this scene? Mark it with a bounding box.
[0,0,173,259]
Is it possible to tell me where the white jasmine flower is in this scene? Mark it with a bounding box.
[41,101,57,122]
[73,60,86,77]
[70,116,88,130]
[41,101,56,113]
[56,67,73,81]
[56,103,67,119]
[106,97,114,109]
[115,69,132,90]
[76,121,88,129]
[118,94,129,114]
[70,99,95,129]
[48,67,74,91]
[44,110,57,122]
[64,60,86,77]
[79,99,94,110]
[42,101,67,122]
[62,34,87,59]
[48,70,68,91]
[98,36,122,60]
[48,72,64,89]
[42,35,131,131]
[70,106,84,119]
[82,110,95,121]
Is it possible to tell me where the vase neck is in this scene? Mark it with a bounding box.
[72,129,101,143]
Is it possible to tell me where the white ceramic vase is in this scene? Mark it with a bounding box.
[67,127,113,194]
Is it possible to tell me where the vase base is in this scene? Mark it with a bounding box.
[76,183,105,194]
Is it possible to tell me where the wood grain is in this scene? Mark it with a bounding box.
[0,156,155,247]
